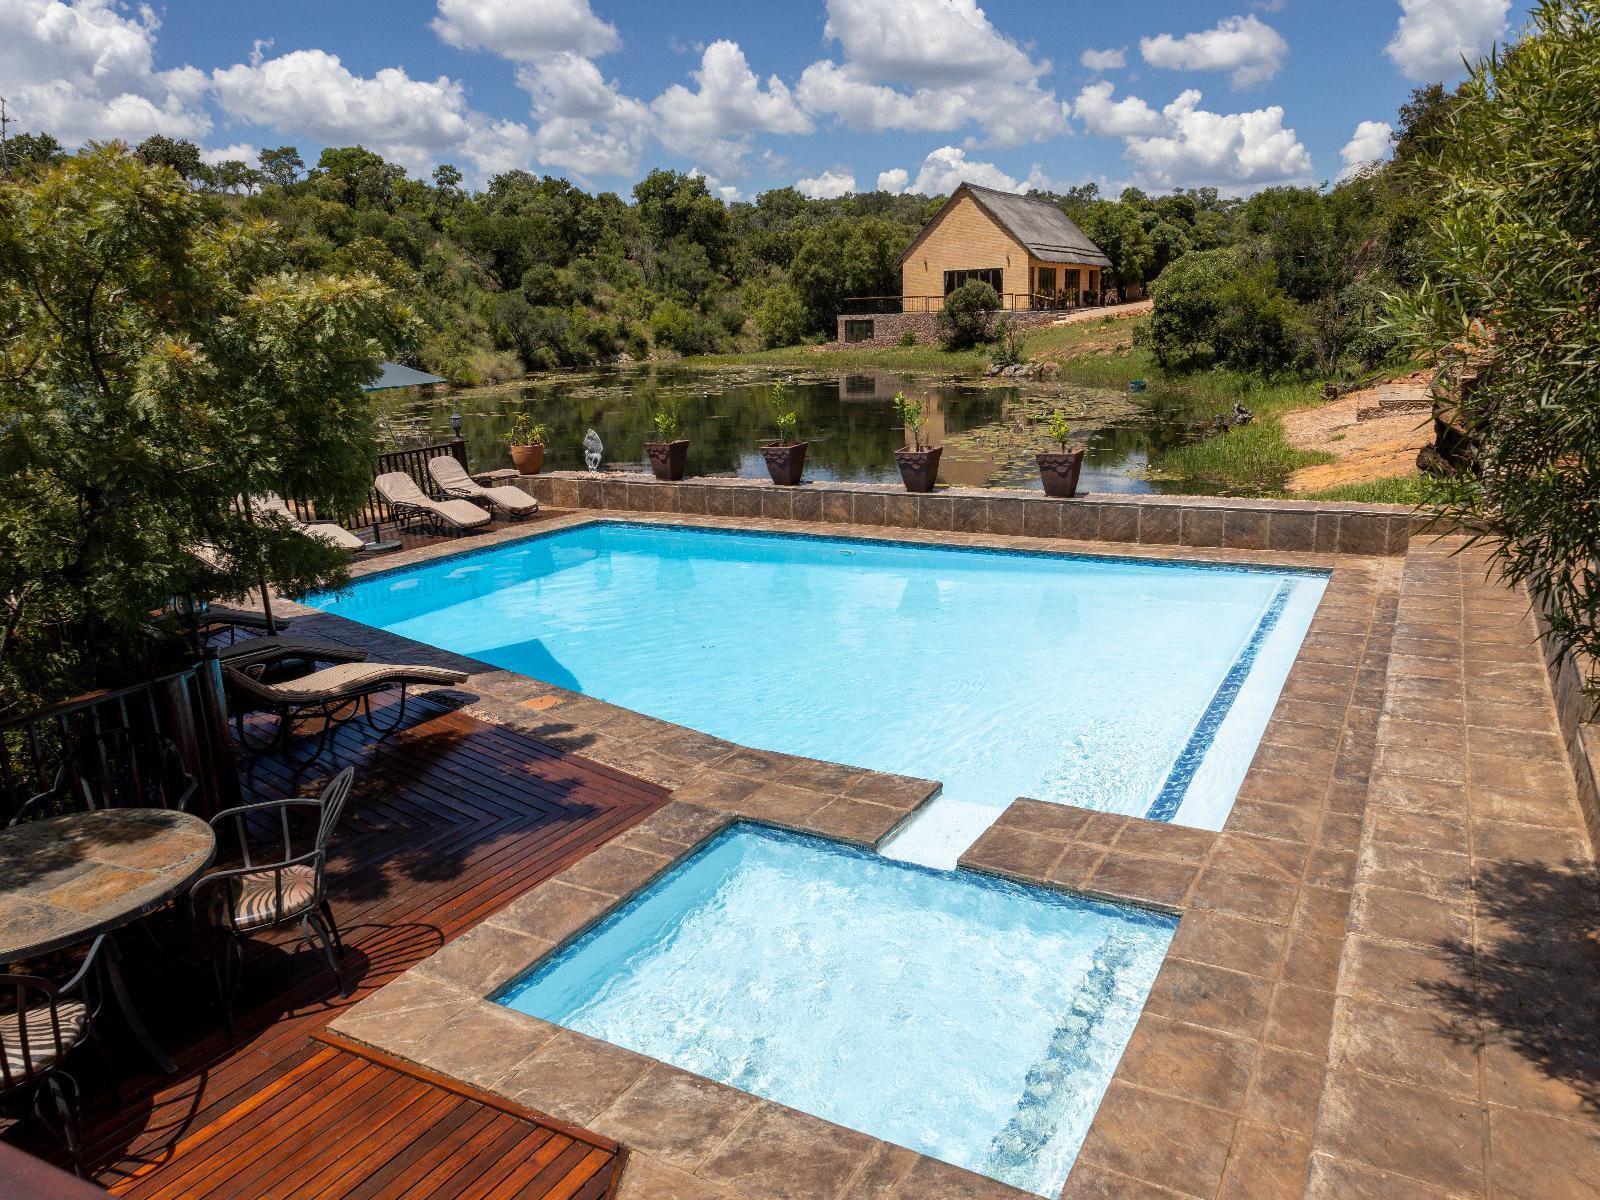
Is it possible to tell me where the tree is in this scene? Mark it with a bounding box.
[1076,201,1154,290]
[1,130,64,178]
[788,216,906,335]
[938,280,1001,349]
[134,134,205,181]
[0,145,414,714]
[258,146,305,189]
[1389,0,1600,703]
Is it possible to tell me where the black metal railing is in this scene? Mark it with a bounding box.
[279,439,470,532]
[0,658,240,826]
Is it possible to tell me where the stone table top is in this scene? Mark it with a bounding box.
[0,808,217,961]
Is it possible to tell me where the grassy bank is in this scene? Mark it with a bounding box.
[690,316,1423,499]
[686,312,1137,375]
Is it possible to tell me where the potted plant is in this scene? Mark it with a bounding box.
[503,415,549,475]
[1037,410,1086,499]
[893,391,942,493]
[645,399,689,481]
[760,384,808,486]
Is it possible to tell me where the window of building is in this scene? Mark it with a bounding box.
[1036,267,1057,305]
[843,319,875,343]
[942,267,1003,296]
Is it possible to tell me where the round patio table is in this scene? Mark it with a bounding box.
[0,808,216,1073]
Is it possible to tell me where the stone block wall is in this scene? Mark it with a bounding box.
[833,307,1074,348]
[517,473,1420,558]
[1534,592,1600,849]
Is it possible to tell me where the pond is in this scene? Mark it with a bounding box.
[377,365,1215,496]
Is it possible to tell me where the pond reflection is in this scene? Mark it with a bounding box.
[379,364,1213,495]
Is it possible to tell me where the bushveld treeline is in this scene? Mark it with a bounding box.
[1,82,1451,384]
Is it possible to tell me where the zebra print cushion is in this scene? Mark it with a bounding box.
[0,1000,88,1075]
[209,864,319,931]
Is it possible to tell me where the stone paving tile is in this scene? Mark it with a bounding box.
[1309,537,1600,1200]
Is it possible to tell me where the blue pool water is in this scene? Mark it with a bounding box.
[498,824,1178,1196]
[310,522,1326,848]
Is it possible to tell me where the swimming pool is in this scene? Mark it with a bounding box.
[498,823,1178,1196]
[311,521,1326,860]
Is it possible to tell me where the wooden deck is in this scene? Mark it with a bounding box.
[3,693,669,1198]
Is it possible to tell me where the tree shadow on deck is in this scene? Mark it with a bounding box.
[1423,856,1600,1117]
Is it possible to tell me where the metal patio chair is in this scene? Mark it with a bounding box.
[191,768,356,1028]
[0,936,111,1175]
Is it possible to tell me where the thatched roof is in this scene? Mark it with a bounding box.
[901,182,1113,269]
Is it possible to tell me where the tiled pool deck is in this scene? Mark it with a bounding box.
[280,505,1597,1199]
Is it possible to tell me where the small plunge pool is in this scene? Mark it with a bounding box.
[496,823,1178,1196]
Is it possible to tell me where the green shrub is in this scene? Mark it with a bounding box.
[989,316,1025,368]
[649,301,723,355]
[897,329,918,347]
[755,283,806,349]
[938,280,1001,350]
[1388,0,1600,703]
[1146,245,1304,374]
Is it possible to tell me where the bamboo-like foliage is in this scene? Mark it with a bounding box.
[1388,0,1600,704]
[0,144,416,714]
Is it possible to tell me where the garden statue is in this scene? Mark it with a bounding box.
[583,428,603,471]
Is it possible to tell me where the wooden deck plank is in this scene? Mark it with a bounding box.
[2,693,662,1200]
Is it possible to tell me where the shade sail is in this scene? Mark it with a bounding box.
[365,361,447,390]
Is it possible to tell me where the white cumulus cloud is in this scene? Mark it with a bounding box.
[1141,14,1289,89]
[652,40,812,176]
[797,0,1068,147]
[821,0,1037,87]
[796,168,857,199]
[1080,48,1128,72]
[516,52,652,179]
[1338,119,1394,179]
[905,145,1022,195]
[211,50,487,177]
[1385,0,1510,80]
[430,0,619,61]
[1073,82,1167,138]
[1122,90,1314,191]
[1,0,211,145]
[876,167,911,193]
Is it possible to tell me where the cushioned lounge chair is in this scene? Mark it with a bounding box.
[215,636,370,670]
[223,660,468,763]
[373,472,491,534]
[427,456,539,517]
[253,493,366,553]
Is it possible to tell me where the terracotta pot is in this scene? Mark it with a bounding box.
[646,439,689,481]
[1036,447,1085,499]
[761,441,808,486]
[894,445,943,493]
[508,443,544,475]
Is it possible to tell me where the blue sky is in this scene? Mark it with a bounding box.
[4,0,1532,199]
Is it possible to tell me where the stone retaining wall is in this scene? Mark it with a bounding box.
[1534,590,1600,848]
[517,472,1419,557]
[833,307,1074,347]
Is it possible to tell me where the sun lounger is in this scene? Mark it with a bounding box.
[223,660,468,763]
[374,472,492,534]
[215,637,370,670]
[253,493,366,553]
[427,456,539,517]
